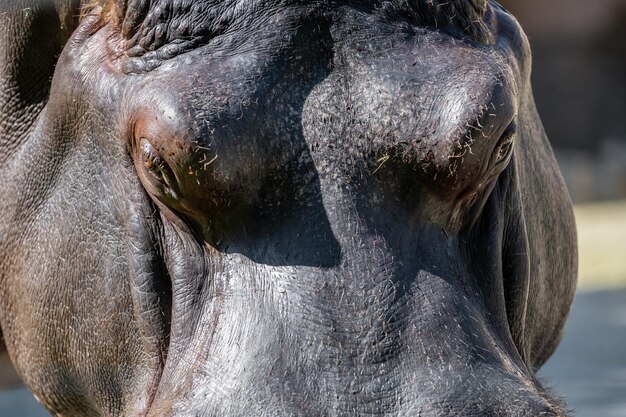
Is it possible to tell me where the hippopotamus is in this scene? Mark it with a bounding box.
[0,0,577,415]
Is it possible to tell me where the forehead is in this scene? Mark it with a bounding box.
[100,0,498,75]
[104,0,491,43]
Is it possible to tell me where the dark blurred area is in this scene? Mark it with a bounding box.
[503,0,626,202]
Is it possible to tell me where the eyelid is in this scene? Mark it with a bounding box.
[140,139,166,176]
[137,138,179,199]
[494,121,517,163]
[500,121,517,142]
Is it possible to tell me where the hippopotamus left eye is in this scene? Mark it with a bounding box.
[493,121,517,165]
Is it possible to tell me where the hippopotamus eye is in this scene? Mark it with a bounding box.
[494,121,517,164]
[140,138,168,181]
[134,137,181,202]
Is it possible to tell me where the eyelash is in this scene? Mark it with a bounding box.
[140,139,167,180]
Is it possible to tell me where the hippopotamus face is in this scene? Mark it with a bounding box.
[0,1,577,416]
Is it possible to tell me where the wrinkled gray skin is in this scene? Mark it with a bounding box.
[0,0,577,416]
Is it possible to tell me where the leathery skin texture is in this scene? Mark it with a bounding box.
[0,0,577,416]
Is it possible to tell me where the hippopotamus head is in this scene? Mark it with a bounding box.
[0,0,577,415]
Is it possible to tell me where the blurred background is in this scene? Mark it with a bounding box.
[1,0,625,415]
[506,0,626,203]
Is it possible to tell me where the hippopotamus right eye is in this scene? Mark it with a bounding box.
[140,138,166,179]
[137,138,179,199]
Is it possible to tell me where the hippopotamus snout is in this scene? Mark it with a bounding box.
[140,249,564,417]
[418,382,561,417]
[176,391,560,417]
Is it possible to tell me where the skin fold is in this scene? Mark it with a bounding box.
[0,1,577,416]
